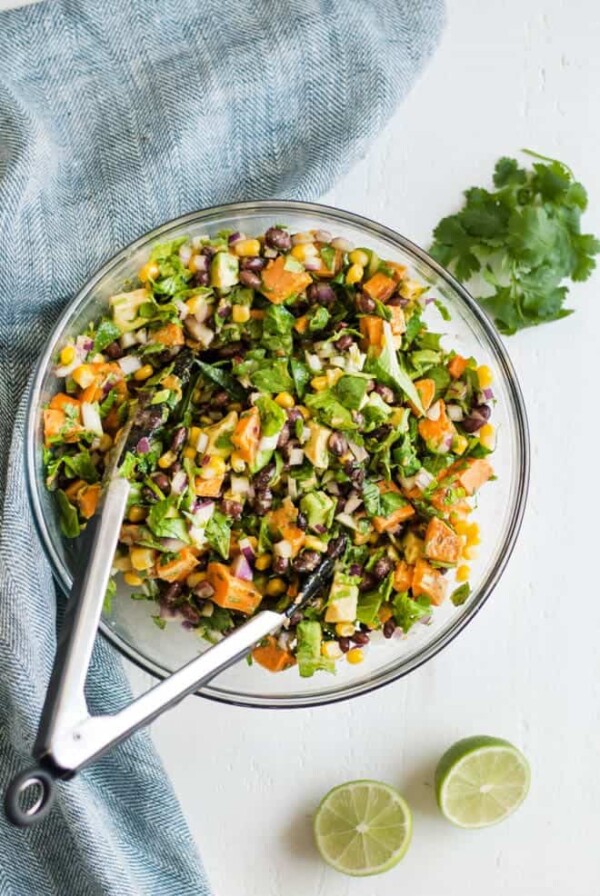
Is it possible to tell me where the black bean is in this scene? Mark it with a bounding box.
[462,404,491,433]
[351,631,370,646]
[152,472,171,492]
[217,341,244,358]
[277,423,290,448]
[359,572,377,593]
[286,408,303,424]
[356,292,376,313]
[296,512,307,531]
[373,383,395,403]
[179,603,200,624]
[171,461,182,474]
[253,488,273,514]
[272,556,289,575]
[344,462,365,488]
[170,426,187,452]
[386,295,406,307]
[142,486,158,503]
[265,227,292,252]
[239,270,262,289]
[292,550,321,573]
[328,431,348,457]
[254,463,274,490]
[335,496,346,513]
[327,535,347,559]
[105,341,123,359]
[213,390,230,407]
[289,611,303,627]
[370,424,392,441]
[240,255,267,273]
[193,271,210,287]
[349,563,363,577]
[373,556,394,581]
[161,582,182,607]
[383,618,397,639]
[217,304,231,319]
[307,283,336,305]
[338,637,351,653]
[220,499,243,520]
[202,245,217,258]
[334,333,353,351]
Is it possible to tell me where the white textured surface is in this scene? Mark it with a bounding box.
[6,0,600,892]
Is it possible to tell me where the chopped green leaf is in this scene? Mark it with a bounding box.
[205,510,231,559]
[450,582,471,606]
[94,319,122,352]
[56,489,81,538]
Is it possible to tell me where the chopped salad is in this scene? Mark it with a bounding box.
[43,226,495,677]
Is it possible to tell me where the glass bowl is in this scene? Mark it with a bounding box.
[26,201,529,708]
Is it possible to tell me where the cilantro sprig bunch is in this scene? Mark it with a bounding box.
[430,150,600,333]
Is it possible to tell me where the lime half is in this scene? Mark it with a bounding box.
[313,780,412,876]
[435,735,530,828]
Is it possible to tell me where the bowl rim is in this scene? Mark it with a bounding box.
[26,198,530,709]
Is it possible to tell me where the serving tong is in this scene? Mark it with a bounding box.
[5,393,342,826]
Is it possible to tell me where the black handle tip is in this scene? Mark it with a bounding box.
[5,767,56,827]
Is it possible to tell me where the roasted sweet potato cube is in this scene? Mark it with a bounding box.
[424,517,462,565]
[411,558,447,605]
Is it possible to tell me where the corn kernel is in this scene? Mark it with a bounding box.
[186,571,207,588]
[265,577,287,597]
[60,345,76,366]
[183,446,196,460]
[232,304,250,324]
[479,423,495,450]
[454,520,469,536]
[322,641,343,660]
[139,261,159,282]
[477,364,493,389]
[134,364,154,381]
[369,533,380,545]
[335,622,355,638]
[297,405,311,420]
[463,545,478,561]
[188,255,207,275]
[99,433,113,452]
[304,535,327,553]
[310,375,329,392]
[130,546,156,570]
[186,294,208,315]
[158,450,176,469]
[275,392,295,409]
[378,605,393,624]
[230,451,246,473]
[255,554,272,571]
[467,523,480,546]
[456,564,470,583]
[326,368,344,387]
[346,647,364,665]
[188,426,202,446]
[113,554,132,572]
[199,456,226,479]
[162,374,180,391]
[233,238,261,257]
[452,434,469,456]
[345,263,364,286]
[72,364,96,389]
[124,571,143,587]
[291,242,318,262]
[128,505,147,523]
[349,249,369,267]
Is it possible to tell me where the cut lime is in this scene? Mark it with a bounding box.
[435,735,530,828]
[313,780,412,876]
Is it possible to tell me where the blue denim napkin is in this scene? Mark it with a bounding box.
[0,0,445,892]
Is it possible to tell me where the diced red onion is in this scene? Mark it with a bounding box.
[335,512,358,530]
[483,387,494,400]
[231,554,253,581]
[228,231,245,245]
[324,480,340,496]
[426,401,441,421]
[344,493,363,514]
[174,299,189,319]
[415,468,434,491]
[135,328,148,344]
[193,501,215,524]
[314,229,332,244]
[184,317,214,346]
[136,437,150,454]
[179,244,193,266]
[119,332,137,350]
[425,296,435,305]
[196,432,208,453]
[446,404,464,422]
[239,538,256,563]
[171,470,187,494]
[81,402,103,436]
[231,475,250,495]
[289,448,304,466]
[160,537,188,552]
[348,440,369,463]
[181,620,194,631]
[305,353,322,373]
[274,540,293,559]
[159,605,184,621]
[443,434,454,450]
[118,354,143,375]
[303,257,321,271]
[331,237,353,252]
[313,524,326,535]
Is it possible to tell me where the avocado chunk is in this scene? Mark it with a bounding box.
[304,421,331,469]
[324,571,359,623]
[109,288,151,333]
[300,491,335,533]
[210,252,239,290]
[403,530,424,565]
[204,410,239,458]
[296,621,333,678]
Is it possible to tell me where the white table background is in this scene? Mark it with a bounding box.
[4,0,600,893]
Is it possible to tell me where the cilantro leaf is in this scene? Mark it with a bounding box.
[94,319,122,352]
[56,489,81,539]
[205,510,231,560]
[430,151,600,332]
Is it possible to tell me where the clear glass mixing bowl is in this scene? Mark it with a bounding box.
[26,201,529,707]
